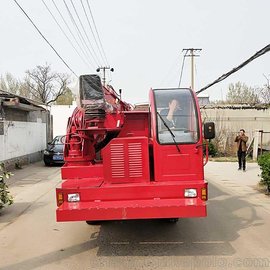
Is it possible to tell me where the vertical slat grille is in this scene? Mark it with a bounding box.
[128,142,143,177]
[110,144,125,178]
[103,137,149,183]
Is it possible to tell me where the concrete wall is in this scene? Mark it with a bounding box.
[201,106,270,154]
[50,102,76,137]
[0,105,49,168]
[0,120,46,165]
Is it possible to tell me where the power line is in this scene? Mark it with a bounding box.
[13,0,78,77]
[159,56,179,86]
[80,0,106,64]
[42,0,92,70]
[69,0,101,65]
[195,63,200,89]
[63,0,94,64]
[51,0,95,70]
[178,50,188,87]
[86,0,109,65]
[182,48,202,90]
[63,0,99,67]
[197,44,270,94]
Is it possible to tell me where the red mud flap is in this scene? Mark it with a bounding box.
[56,198,207,222]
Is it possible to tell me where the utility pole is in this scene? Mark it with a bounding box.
[182,48,202,90]
[96,66,114,86]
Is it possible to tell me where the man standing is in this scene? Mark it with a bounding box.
[235,129,248,171]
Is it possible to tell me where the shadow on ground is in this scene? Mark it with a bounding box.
[1,183,263,270]
[92,183,261,257]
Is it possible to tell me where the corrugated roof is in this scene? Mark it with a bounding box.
[0,89,46,110]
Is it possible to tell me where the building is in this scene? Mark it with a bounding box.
[50,101,77,137]
[197,93,210,106]
[201,103,270,155]
[0,90,50,168]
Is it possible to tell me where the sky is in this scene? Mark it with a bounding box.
[0,0,269,104]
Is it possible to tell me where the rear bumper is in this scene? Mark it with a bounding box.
[56,198,206,222]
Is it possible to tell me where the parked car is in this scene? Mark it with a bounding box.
[43,135,65,166]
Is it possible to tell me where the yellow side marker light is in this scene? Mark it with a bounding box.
[201,188,208,201]
[57,192,64,207]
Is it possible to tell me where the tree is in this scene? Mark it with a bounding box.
[0,65,71,105]
[26,64,70,105]
[259,75,270,104]
[226,82,260,104]
[0,73,22,94]
[55,87,74,105]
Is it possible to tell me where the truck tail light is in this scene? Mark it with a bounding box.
[68,193,80,202]
[201,187,208,201]
[184,189,197,198]
[57,192,64,207]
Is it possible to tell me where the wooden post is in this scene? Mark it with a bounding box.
[260,130,263,156]
[253,130,260,160]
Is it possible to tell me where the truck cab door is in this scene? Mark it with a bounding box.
[151,88,204,182]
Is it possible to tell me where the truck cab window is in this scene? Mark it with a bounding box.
[154,89,199,144]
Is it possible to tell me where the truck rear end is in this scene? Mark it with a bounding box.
[56,75,214,222]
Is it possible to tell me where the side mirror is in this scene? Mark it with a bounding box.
[204,122,215,140]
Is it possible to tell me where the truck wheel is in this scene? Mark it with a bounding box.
[86,220,101,225]
[166,218,179,223]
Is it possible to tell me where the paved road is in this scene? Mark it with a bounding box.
[0,161,270,270]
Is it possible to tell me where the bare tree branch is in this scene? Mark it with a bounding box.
[25,63,70,104]
[226,82,260,105]
[259,75,270,104]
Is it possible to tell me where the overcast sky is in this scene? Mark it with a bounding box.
[0,0,269,104]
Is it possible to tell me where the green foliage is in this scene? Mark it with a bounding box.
[55,87,74,105]
[226,81,260,104]
[0,163,13,209]
[208,140,218,157]
[257,153,270,194]
[203,140,218,157]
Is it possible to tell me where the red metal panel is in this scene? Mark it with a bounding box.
[102,137,150,183]
[118,111,149,138]
[61,179,103,188]
[57,198,206,221]
[57,181,207,201]
[153,144,204,181]
[61,163,104,180]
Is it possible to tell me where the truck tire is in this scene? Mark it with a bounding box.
[86,220,101,225]
[166,218,179,223]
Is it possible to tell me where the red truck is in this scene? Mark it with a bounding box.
[56,74,215,223]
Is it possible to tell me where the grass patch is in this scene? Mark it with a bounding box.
[209,156,237,162]
[209,156,256,163]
